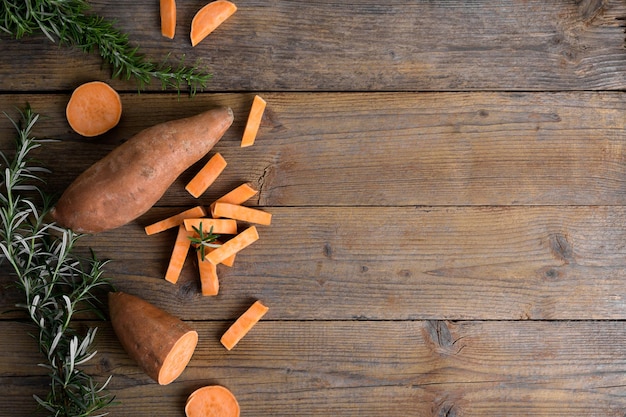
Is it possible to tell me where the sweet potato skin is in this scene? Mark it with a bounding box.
[108,291,198,385]
[51,107,234,233]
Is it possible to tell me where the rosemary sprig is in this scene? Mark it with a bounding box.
[0,0,211,94]
[189,222,221,261]
[0,105,114,417]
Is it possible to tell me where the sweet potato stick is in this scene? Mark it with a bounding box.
[210,183,258,216]
[241,95,266,147]
[220,300,269,350]
[185,152,228,198]
[207,240,236,267]
[206,226,259,265]
[164,225,194,284]
[183,218,238,235]
[160,0,176,39]
[197,251,219,296]
[212,202,272,226]
[145,206,207,235]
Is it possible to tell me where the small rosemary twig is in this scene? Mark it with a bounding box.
[0,105,114,417]
[0,0,211,94]
[189,222,221,261]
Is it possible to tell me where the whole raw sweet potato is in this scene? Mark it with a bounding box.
[51,107,234,233]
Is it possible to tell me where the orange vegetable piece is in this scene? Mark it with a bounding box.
[210,183,258,216]
[214,183,258,205]
[220,300,268,350]
[197,251,219,296]
[190,0,237,47]
[212,202,272,226]
[202,240,236,267]
[160,0,176,39]
[183,218,238,235]
[108,291,198,385]
[145,206,207,235]
[52,107,234,234]
[185,385,240,417]
[66,81,122,137]
[206,226,259,265]
[216,245,236,267]
[185,152,227,198]
[241,95,266,147]
[165,224,195,284]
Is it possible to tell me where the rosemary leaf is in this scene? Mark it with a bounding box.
[0,0,212,94]
[190,222,221,261]
[0,105,114,417]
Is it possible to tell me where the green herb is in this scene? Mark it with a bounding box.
[0,0,211,94]
[189,222,221,261]
[0,105,114,417]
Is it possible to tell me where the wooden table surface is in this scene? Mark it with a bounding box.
[2,1,626,416]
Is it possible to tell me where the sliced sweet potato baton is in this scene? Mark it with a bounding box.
[160,0,176,39]
[108,291,198,385]
[165,224,194,284]
[190,0,237,47]
[183,218,238,235]
[220,300,268,350]
[185,385,240,417]
[216,183,258,204]
[207,240,236,267]
[209,183,258,216]
[197,251,219,296]
[212,202,272,225]
[192,239,236,267]
[145,206,207,235]
[185,152,227,198]
[66,81,122,137]
[206,226,258,265]
[241,95,266,147]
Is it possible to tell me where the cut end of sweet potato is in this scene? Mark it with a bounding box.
[185,385,240,417]
[190,0,237,47]
[108,291,199,385]
[66,81,122,137]
[158,329,199,385]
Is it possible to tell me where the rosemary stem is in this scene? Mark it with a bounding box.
[0,0,212,93]
[0,106,114,417]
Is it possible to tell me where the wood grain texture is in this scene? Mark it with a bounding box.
[2,1,626,415]
[2,320,626,417]
[0,92,625,207]
[3,205,626,321]
[0,0,625,92]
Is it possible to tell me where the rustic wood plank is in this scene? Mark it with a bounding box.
[1,0,625,92]
[2,320,626,416]
[2,1,625,416]
[3,205,626,321]
[0,92,625,207]
[74,205,626,321]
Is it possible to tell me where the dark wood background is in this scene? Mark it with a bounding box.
[2,1,626,416]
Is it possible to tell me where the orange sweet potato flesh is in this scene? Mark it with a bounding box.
[185,385,240,417]
[108,291,198,385]
[160,0,176,39]
[190,0,237,47]
[66,81,122,137]
[51,107,234,234]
